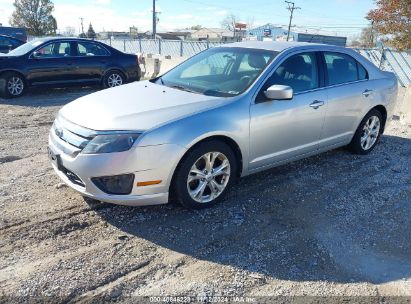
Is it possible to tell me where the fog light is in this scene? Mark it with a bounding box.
[91,174,135,195]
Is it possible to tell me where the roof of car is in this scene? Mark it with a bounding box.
[224,41,345,52]
[33,37,99,43]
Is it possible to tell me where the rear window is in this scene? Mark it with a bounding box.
[324,52,368,86]
[77,42,109,56]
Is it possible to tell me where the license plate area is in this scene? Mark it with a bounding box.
[48,147,62,170]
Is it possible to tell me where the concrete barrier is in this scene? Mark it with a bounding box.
[400,85,411,124]
[140,55,186,80]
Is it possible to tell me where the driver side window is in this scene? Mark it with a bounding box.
[36,42,72,57]
[258,52,319,101]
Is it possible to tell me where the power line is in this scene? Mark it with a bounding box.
[285,1,300,41]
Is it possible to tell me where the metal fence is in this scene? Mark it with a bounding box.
[99,39,411,87]
[356,48,411,87]
[98,38,226,58]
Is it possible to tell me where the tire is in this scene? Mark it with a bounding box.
[172,140,237,209]
[348,109,384,155]
[103,70,125,89]
[0,72,26,99]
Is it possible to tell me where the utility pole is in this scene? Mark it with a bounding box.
[79,17,84,35]
[285,1,300,41]
[152,0,156,39]
[370,20,375,48]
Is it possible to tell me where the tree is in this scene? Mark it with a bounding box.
[10,0,57,36]
[221,13,238,32]
[367,0,411,50]
[87,23,96,39]
[190,25,202,30]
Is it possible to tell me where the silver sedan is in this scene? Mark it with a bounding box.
[48,41,398,209]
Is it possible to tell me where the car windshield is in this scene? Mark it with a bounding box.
[7,39,44,56]
[157,47,278,97]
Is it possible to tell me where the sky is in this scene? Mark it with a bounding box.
[0,0,375,37]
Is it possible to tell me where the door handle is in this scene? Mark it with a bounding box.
[362,89,373,97]
[309,100,325,109]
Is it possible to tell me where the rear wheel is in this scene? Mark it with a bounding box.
[0,72,25,98]
[349,109,383,154]
[172,141,237,209]
[103,70,125,88]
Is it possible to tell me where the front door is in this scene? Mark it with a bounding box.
[26,41,76,85]
[249,52,327,171]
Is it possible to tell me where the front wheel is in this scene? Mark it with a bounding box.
[0,72,26,98]
[172,141,237,209]
[349,109,383,154]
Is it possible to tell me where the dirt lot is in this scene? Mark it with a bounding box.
[0,86,410,302]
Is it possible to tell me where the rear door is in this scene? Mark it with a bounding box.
[318,52,371,148]
[72,41,111,82]
[26,41,77,85]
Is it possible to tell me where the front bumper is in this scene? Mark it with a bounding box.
[51,162,168,206]
[48,131,186,206]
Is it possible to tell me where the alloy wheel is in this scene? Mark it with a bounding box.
[187,152,231,203]
[361,115,380,151]
[107,73,123,87]
[7,77,24,96]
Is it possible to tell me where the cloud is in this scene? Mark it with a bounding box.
[93,0,111,5]
[0,0,14,25]
[215,10,228,16]
[54,3,152,33]
[173,14,195,20]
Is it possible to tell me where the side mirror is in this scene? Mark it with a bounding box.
[264,85,293,100]
[32,51,41,59]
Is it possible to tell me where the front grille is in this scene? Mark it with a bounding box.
[52,116,96,152]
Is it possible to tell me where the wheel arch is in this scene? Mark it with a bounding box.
[0,70,27,82]
[168,135,244,198]
[372,104,387,132]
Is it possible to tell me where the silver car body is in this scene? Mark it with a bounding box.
[48,41,398,206]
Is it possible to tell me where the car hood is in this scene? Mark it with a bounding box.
[59,81,228,131]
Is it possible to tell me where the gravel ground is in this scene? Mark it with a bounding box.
[0,86,410,303]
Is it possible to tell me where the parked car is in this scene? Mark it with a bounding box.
[0,35,25,54]
[0,26,27,42]
[48,41,398,209]
[0,37,141,98]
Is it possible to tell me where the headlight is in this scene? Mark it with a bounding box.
[82,133,140,154]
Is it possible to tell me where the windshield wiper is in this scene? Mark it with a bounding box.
[170,85,198,94]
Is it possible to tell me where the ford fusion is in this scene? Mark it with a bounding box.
[48,41,398,209]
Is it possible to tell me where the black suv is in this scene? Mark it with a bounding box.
[0,37,141,98]
[0,35,25,54]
